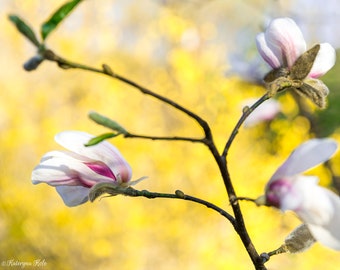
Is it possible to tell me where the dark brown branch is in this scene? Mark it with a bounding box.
[40,48,266,270]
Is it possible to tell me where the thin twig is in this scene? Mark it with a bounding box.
[124,132,205,143]
[42,49,214,144]
[233,196,257,204]
[90,187,235,226]
[222,93,270,158]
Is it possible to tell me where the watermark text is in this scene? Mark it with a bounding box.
[1,259,47,268]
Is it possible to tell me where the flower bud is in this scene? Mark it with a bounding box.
[283,224,316,253]
[266,224,316,259]
[23,55,44,71]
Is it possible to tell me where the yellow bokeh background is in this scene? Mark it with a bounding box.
[1,1,340,269]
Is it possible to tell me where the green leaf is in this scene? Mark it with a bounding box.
[8,15,40,47]
[315,58,340,136]
[41,0,83,40]
[88,111,128,134]
[85,133,121,147]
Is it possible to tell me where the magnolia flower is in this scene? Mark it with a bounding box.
[242,98,281,127]
[260,138,340,250]
[32,131,137,207]
[256,17,336,108]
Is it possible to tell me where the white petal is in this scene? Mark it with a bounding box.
[256,33,282,69]
[279,176,319,212]
[55,186,89,207]
[40,150,92,163]
[55,131,132,182]
[308,43,336,78]
[293,177,332,223]
[307,223,340,250]
[270,138,338,182]
[298,186,340,250]
[32,150,114,186]
[265,17,306,68]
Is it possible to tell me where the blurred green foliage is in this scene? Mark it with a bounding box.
[1,1,340,269]
[316,59,340,137]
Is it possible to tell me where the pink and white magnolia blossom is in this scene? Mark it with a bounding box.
[256,17,336,79]
[263,138,340,250]
[32,131,136,207]
[242,98,281,127]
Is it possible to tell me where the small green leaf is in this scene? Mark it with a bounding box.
[85,133,120,147]
[88,111,128,134]
[8,15,40,47]
[41,0,83,40]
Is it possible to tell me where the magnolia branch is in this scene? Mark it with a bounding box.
[89,184,236,226]
[124,133,206,143]
[42,50,215,144]
[36,48,266,270]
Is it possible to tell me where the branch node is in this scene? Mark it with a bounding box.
[102,63,115,76]
[260,253,270,263]
[229,195,238,205]
[175,190,185,198]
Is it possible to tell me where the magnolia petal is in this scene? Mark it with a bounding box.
[55,186,89,207]
[291,177,333,223]
[271,176,340,250]
[301,188,340,250]
[32,151,114,186]
[307,224,340,250]
[264,17,306,68]
[278,176,319,212]
[256,33,282,69]
[40,150,92,163]
[308,43,336,78]
[270,138,338,182]
[55,131,132,182]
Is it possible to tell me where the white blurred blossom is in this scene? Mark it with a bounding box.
[260,138,340,250]
[242,98,281,127]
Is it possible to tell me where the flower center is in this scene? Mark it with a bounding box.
[266,179,292,208]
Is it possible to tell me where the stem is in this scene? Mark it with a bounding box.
[259,246,287,264]
[215,156,267,270]
[234,197,257,203]
[111,188,236,226]
[42,49,214,143]
[213,94,271,269]
[124,132,205,144]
